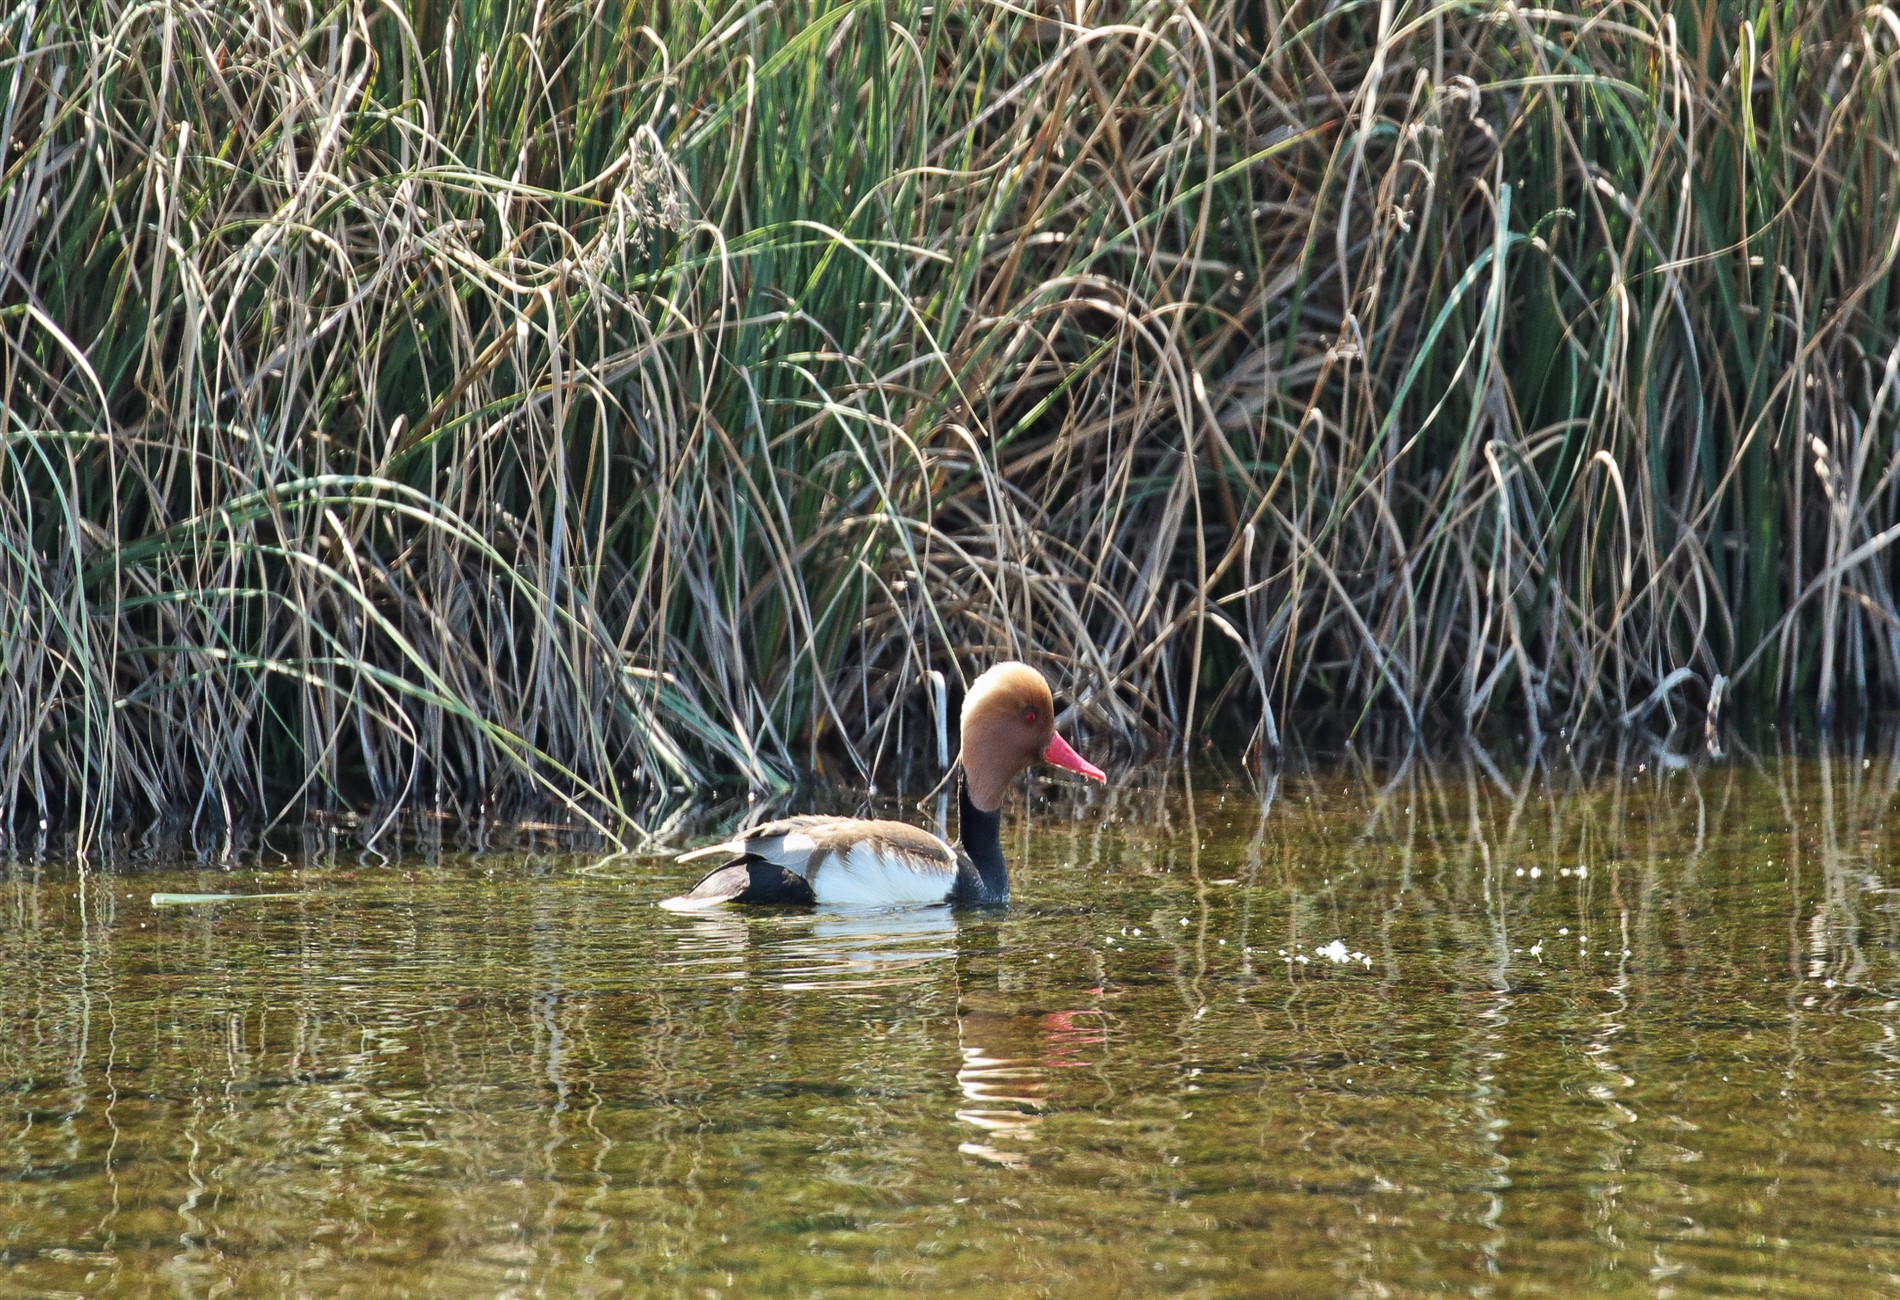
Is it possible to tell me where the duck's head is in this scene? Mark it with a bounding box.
[958,661,1106,811]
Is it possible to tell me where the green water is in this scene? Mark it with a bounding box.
[6,751,1900,1296]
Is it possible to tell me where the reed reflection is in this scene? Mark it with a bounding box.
[7,740,1900,1294]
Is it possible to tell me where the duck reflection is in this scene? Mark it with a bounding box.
[951,919,1108,1168]
[658,907,754,981]
[655,903,959,989]
[655,905,1107,1167]
[806,906,961,967]
[954,1016,1046,1167]
[954,1001,1110,1167]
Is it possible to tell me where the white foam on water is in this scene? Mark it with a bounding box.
[1314,939,1373,968]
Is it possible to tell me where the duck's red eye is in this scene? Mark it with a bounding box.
[1022,707,1039,725]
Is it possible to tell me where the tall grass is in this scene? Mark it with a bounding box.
[5,0,1900,838]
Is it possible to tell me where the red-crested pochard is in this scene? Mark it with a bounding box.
[661,662,1105,908]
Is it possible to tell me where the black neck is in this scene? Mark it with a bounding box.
[958,778,1008,901]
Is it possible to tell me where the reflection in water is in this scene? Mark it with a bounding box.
[658,902,1089,1167]
[955,1030,1043,1168]
[660,906,753,976]
[794,906,959,989]
[658,902,959,990]
[8,742,1900,1293]
[954,1003,1108,1167]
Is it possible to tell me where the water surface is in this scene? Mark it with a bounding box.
[7,746,1900,1295]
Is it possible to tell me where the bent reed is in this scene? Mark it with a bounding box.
[5,0,1900,838]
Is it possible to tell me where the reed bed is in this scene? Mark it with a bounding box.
[5,0,1900,838]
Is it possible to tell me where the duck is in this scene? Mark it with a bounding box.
[660,661,1105,908]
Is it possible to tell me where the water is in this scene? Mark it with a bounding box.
[6,747,1900,1296]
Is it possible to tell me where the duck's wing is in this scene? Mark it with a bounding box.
[674,814,845,873]
[667,816,957,907]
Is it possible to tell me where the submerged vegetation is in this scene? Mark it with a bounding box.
[6,0,1900,835]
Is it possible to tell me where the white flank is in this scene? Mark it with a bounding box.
[813,843,952,906]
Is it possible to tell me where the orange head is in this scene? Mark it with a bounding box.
[958,661,1106,811]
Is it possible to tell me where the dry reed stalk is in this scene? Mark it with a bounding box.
[5,0,1900,837]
